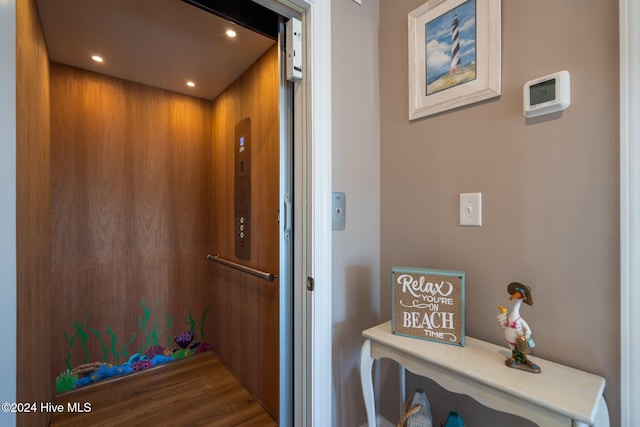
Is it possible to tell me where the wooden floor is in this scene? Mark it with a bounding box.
[50,352,277,426]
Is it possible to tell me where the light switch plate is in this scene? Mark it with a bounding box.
[459,193,482,226]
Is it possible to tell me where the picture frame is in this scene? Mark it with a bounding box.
[392,267,465,346]
[408,0,501,120]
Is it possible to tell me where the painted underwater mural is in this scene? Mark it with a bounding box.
[55,298,212,393]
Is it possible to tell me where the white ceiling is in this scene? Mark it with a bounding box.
[36,0,277,100]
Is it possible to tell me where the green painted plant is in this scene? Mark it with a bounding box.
[138,297,160,353]
[164,311,174,348]
[61,298,211,372]
[182,304,210,342]
[198,305,210,341]
[55,370,78,393]
[90,327,109,362]
[185,309,196,334]
[63,311,90,369]
[108,327,136,363]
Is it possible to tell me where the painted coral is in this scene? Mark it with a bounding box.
[131,359,153,372]
[174,330,194,349]
[195,342,213,354]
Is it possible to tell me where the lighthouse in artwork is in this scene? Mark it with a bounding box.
[450,14,461,75]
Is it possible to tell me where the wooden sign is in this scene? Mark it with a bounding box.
[392,267,465,346]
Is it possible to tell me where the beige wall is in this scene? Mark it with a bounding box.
[331,0,381,426]
[379,0,619,426]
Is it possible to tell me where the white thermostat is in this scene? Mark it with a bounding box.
[523,70,570,118]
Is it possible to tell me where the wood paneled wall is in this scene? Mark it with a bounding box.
[49,45,279,421]
[50,64,213,378]
[209,46,280,418]
[16,0,52,425]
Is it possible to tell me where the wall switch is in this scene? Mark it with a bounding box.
[332,192,346,231]
[459,193,482,226]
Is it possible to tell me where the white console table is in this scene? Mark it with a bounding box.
[360,321,609,427]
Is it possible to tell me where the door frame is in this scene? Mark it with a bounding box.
[619,0,639,424]
[0,1,332,426]
[287,2,333,426]
[0,1,17,425]
[300,2,333,426]
[259,0,332,425]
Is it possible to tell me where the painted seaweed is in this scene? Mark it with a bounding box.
[90,327,109,362]
[198,305,211,341]
[107,326,136,363]
[175,305,209,345]
[59,298,212,385]
[138,297,160,353]
[185,309,196,333]
[63,312,90,369]
[164,310,174,348]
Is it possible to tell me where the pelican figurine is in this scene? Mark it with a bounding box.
[497,282,541,373]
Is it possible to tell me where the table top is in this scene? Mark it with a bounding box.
[363,321,605,424]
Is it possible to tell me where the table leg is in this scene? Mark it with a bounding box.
[399,365,406,419]
[360,338,376,427]
[572,395,609,427]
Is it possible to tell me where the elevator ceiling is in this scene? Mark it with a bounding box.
[36,0,277,100]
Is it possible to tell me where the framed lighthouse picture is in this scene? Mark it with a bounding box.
[408,0,501,120]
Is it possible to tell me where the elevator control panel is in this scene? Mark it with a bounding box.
[235,118,251,260]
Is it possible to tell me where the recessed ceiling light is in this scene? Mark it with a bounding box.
[186,81,196,87]
[226,29,237,38]
[91,55,103,63]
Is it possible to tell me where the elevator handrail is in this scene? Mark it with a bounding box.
[206,254,277,282]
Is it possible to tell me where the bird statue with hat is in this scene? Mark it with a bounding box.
[497,282,541,373]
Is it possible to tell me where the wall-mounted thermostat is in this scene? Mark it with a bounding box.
[523,70,570,118]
